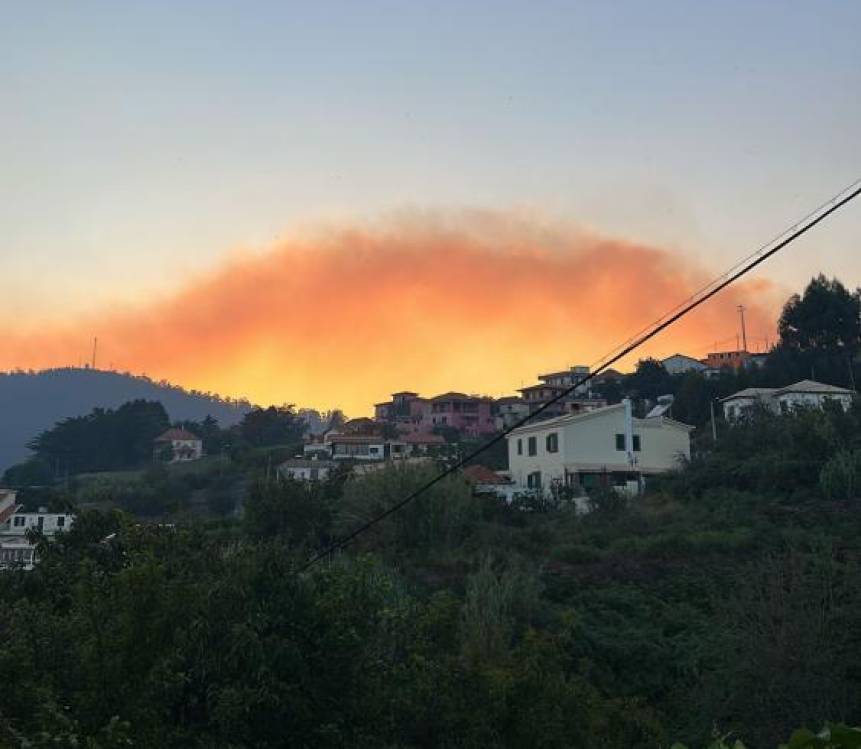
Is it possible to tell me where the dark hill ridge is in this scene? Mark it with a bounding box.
[0,368,253,471]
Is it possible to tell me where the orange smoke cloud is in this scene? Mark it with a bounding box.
[1,211,783,414]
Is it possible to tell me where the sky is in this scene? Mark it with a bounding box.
[1,1,859,413]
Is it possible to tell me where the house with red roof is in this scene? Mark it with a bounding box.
[154,428,204,463]
[462,465,517,502]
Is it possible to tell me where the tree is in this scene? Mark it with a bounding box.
[28,400,170,474]
[779,275,861,353]
[2,457,54,487]
[629,358,674,402]
[238,405,307,447]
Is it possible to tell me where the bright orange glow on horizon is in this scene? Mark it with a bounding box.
[0,213,782,415]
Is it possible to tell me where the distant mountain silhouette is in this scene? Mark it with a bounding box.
[0,368,253,471]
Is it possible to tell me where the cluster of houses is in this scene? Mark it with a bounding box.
[0,490,74,570]
[360,362,858,500]
[661,349,768,376]
[278,414,448,481]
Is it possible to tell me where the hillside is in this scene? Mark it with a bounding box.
[0,368,252,471]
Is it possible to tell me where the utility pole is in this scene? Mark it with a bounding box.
[710,399,718,444]
[737,305,748,352]
[91,337,98,370]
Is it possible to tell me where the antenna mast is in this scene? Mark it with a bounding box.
[737,305,748,352]
[91,337,98,370]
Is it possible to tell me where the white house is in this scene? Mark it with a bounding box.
[0,492,75,570]
[154,428,204,462]
[772,380,854,413]
[661,353,706,375]
[506,401,693,496]
[327,434,407,461]
[721,380,855,420]
[277,457,338,482]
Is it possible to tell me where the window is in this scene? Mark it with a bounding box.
[546,433,559,453]
[615,434,641,451]
[527,471,542,489]
[528,436,537,456]
[13,516,25,527]
[57,516,65,528]
[517,438,523,455]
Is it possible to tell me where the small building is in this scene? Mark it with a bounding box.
[277,458,338,482]
[154,428,204,462]
[721,380,855,420]
[518,383,568,418]
[494,396,531,430]
[462,465,518,502]
[537,365,592,393]
[661,353,706,375]
[402,432,446,454]
[303,435,332,458]
[720,387,778,420]
[0,492,75,570]
[773,380,854,413]
[703,350,750,371]
[374,391,428,429]
[328,434,407,461]
[426,392,496,436]
[506,401,692,496]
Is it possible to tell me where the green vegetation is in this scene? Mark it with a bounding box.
[3,401,861,747]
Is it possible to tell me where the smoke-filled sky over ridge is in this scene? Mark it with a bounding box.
[2,1,860,412]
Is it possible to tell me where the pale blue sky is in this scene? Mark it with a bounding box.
[2,1,860,315]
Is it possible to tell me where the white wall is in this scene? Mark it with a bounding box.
[507,407,691,492]
[2,512,74,537]
[282,465,331,481]
[775,392,852,413]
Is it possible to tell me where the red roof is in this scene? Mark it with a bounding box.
[0,495,19,525]
[463,465,510,485]
[155,428,200,442]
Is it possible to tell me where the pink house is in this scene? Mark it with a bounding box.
[374,392,428,429]
[426,392,496,436]
[373,391,497,437]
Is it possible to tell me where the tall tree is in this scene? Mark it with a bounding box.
[28,400,169,474]
[778,275,861,352]
[238,405,307,447]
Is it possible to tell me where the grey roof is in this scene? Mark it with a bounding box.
[507,402,694,436]
[720,388,776,402]
[646,403,672,418]
[721,380,855,403]
[774,380,855,396]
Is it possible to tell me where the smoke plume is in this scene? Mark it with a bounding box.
[1,211,781,412]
